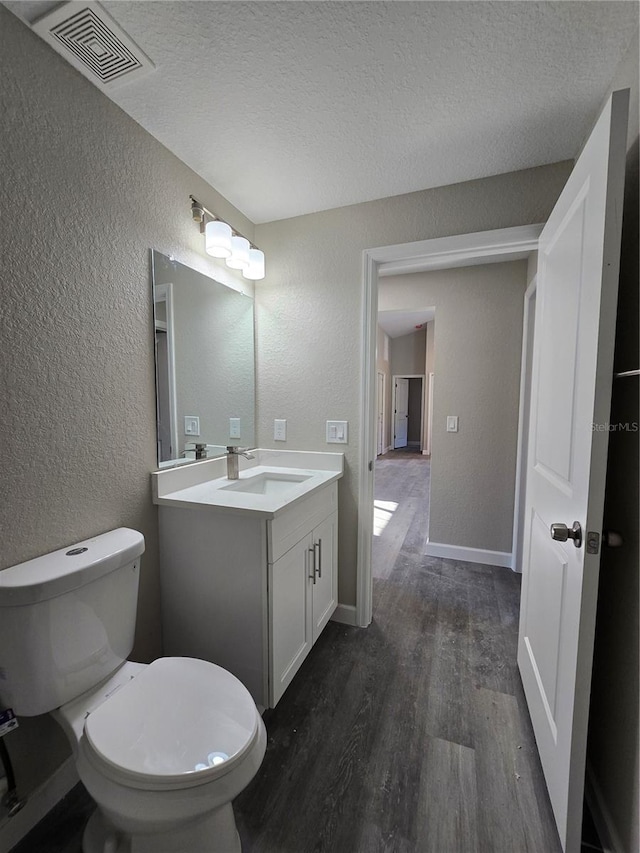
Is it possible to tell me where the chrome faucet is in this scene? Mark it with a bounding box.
[226,446,255,479]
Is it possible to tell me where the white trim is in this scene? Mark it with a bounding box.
[357,225,543,627]
[154,282,179,462]
[0,756,78,851]
[331,604,358,626]
[425,372,435,456]
[376,370,385,456]
[585,762,624,853]
[357,250,378,627]
[376,224,543,277]
[424,540,513,569]
[511,276,537,573]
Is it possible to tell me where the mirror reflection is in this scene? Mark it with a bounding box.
[151,250,255,466]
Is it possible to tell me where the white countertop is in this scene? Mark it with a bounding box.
[152,450,344,518]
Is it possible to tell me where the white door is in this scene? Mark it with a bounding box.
[394,378,409,448]
[377,371,385,456]
[518,89,628,853]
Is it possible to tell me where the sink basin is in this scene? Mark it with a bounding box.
[220,471,312,495]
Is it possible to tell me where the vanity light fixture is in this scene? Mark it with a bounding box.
[244,248,266,281]
[226,235,250,270]
[205,221,232,259]
[189,195,265,280]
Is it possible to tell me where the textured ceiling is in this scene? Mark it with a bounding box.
[7,1,638,223]
[379,309,435,339]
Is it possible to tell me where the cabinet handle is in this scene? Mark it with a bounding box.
[308,547,316,584]
[315,539,322,578]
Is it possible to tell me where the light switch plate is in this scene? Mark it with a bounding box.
[274,419,287,441]
[326,420,348,444]
[229,418,241,439]
[184,415,200,436]
[446,415,459,433]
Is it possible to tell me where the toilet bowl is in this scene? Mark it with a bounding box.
[0,528,266,853]
[55,657,267,853]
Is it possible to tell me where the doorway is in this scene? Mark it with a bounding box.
[392,375,425,450]
[357,225,544,627]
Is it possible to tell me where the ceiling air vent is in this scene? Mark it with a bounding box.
[32,1,155,90]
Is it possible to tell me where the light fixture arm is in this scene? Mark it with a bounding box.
[189,195,261,252]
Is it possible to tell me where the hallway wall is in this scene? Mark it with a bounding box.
[390,329,427,375]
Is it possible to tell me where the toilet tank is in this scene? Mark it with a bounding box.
[0,528,144,716]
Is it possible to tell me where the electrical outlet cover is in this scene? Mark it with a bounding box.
[184,416,200,436]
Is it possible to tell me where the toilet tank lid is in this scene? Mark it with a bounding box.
[0,528,145,607]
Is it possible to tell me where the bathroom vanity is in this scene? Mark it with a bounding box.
[152,450,343,708]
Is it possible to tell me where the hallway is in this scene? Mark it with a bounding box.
[12,453,595,852]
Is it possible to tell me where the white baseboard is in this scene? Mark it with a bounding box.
[424,540,513,569]
[585,762,624,853]
[0,755,79,851]
[331,604,357,626]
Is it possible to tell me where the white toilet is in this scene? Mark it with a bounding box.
[0,528,266,853]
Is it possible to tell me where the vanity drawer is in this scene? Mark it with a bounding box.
[268,482,337,563]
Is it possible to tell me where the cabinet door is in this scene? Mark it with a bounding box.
[269,536,313,706]
[311,511,338,644]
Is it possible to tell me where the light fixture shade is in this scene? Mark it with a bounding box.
[226,235,250,270]
[205,220,232,258]
[243,248,266,281]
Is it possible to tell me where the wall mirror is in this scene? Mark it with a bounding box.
[151,250,255,466]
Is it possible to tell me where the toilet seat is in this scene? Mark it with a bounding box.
[82,657,261,791]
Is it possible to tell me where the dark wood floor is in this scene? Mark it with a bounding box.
[9,451,602,852]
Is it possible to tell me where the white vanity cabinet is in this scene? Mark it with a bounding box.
[158,480,338,709]
[269,486,337,705]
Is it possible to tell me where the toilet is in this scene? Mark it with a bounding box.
[0,528,266,853]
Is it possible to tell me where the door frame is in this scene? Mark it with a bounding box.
[392,374,425,450]
[376,370,386,456]
[511,276,537,572]
[357,224,544,627]
[424,372,435,457]
[154,282,179,464]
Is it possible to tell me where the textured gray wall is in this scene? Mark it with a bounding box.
[255,163,572,603]
[381,262,528,553]
[0,7,254,801]
[390,330,427,377]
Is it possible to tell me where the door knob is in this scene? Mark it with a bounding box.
[550,521,582,548]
